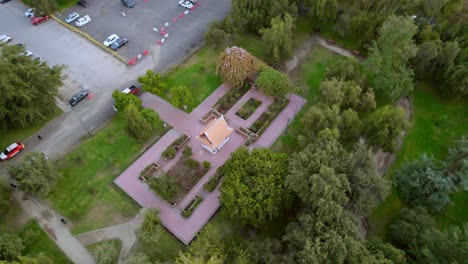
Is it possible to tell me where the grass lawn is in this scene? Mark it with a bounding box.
[369,82,468,238]
[18,220,72,263]
[0,107,61,151]
[48,115,169,234]
[271,46,349,153]
[235,33,270,63]
[134,229,184,262]
[165,47,222,112]
[86,239,122,264]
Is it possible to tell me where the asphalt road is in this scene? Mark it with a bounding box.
[0,0,230,172]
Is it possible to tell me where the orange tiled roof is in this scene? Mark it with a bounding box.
[197,115,233,150]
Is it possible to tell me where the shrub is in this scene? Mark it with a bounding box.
[162,148,176,160]
[183,146,192,157]
[202,161,211,169]
[204,176,219,192]
[148,174,178,201]
[185,158,200,169]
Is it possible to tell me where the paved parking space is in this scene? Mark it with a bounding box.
[57,0,231,65]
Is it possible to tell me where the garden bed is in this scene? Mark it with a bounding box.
[249,98,290,136]
[139,162,160,182]
[214,84,251,114]
[237,127,258,146]
[181,195,204,218]
[204,174,221,193]
[235,98,262,120]
[201,109,222,123]
[161,134,190,160]
[149,156,209,205]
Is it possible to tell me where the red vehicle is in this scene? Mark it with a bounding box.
[0,142,25,161]
[31,15,49,25]
[122,85,140,95]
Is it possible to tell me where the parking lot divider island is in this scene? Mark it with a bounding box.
[50,14,127,64]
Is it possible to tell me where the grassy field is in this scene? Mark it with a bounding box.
[0,107,61,151]
[86,239,122,264]
[369,82,468,237]
[235,33,270,62]
[164,47,222,112]
[134,229,184,262]
[48,115,169,234]
[272,46,349,153]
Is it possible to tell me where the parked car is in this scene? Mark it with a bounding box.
[0,34,12,44]
[113,85,140,111]
[75,15,91,27]
[19,50,33,57]
[34,56,45,64]
[121,0,135,8]
[103,34,119,47]
[178,0,193,9]
[69,90,89,106]
[77,0,89,7]
[31,15,49,25]
[65,12,80,23]
[0,0,13,4]
[24,8,35,17]
[0,142,25,161]
[110,38,128,50]
[189,0,198,3]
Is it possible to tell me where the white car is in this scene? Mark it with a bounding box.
[0,34,12,44]
[19,50,33,57]
[65,12,80,23]
[178,0,193,9]
[103,34,119,47]
[75,15,91,27]
[24,8,35,18]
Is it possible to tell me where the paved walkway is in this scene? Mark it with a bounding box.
[115,83,306,244]
[76,210,145,264]
[13,191,95,264]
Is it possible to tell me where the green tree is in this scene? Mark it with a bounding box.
[31,0,57,15]
[326,58,367,87]
[256,68,292,97]
[339,109,362,141]
[259,13,295,62]
[137,70,167,96]
[309,0,338,25]
[220,148,291,227]
[139,209,163,244]
[441,61,467,96]
[112,90,142,112]
[365,238,407,264]
[363,105,407,152]
[7,255,53,264]
[319,78,344,106]
[394,154,457,212]
[175,225,225,264]
[445,137,468,188]
[93,241,118,264]
[9,152,61,197]
[0,45,63,131]
[124,253,151,264]
[216,46,265,88]
[301,105,341,140]
[0,233,24,261]
[170,86,193,109]
[124,103,153,140]
[204,18,237,50]
[140,108,161,130]
[346,139,389,216]
[366,15,418,100]
[0,182,12,215]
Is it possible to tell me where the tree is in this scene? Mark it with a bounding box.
[363,105,407,152]
[124,103,153,140]
[0,233,24,261]
[339,109,362,141]
[309,0,338,26]
[204,18,237,50]
[111,90,142,112]
[31,0,57,15]
[139,209,163,244]
[326,58,367,87]
[220,148,291,227]
[8,152,61,197]
[301,105,341,140]
[5,255,53,264]
[140,108,161,130]
[256,68,292,97]
[319,78,344,106]
[286,131,349,205]
[170,86,193,109]
[445,137,468,188]
[175,225,225,264]
[441,62,468,96]
[366,16,418,100]
[394,154,456,212]
[365,238,407,264]
[0,182,12,215]
[0,45,63,131]
[259,13,295,62]
[345,139,389,216]
[124,253,151,264]
[216,46,265,88]
[137,70,167,96]
[93,241,118,264]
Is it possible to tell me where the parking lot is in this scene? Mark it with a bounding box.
[57,0,231,66]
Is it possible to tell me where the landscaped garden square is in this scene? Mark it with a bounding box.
[235,98,262,120]
[215,84,251,114]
